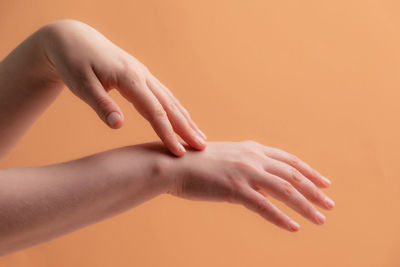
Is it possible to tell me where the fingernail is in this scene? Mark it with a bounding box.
[289,220,300,232]
[198,129,207,140]
[196,135,206,146]
[178,143,186,154]
[315,211,326,225]
[325,196,335,209]
[106,112,121,127]
[321,176,331,186]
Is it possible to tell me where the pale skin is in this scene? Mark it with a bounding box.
[0,20,334,257]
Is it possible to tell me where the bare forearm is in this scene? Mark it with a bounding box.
[0,26,64,159]
[0,143,172,257]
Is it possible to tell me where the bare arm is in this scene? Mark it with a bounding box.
[0,26,63,159]
[0,141,334,257]
[0,19,206,159]
[0,143,172,257]
[0,20,334,258]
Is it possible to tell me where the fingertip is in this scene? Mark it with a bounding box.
[315,178,330,188]
[112,116,124,129]
[194,135,207,149]
[182,134,207,151]
[324,196,335,210]
[315,211,326,225]
[198,129,208,141]
[197,142,207,150]
[172,142,186,157]
[318,183,330,189]
[106,111,124,129]
[111,121,124,129]
[321,176,332,187]
[288,220,300,232]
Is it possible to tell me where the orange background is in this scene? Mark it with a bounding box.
[1,0,400,266]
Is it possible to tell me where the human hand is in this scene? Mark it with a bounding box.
[165,141,334,232]
[38,19,206,156]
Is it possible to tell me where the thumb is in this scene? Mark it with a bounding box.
[80,73,124,129]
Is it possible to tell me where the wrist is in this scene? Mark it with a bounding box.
[145,150,178,196]
[154,155,178,195]
[98,144,178,197]
[35,23,63,84]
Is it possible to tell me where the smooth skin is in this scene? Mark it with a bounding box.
[0,19,206,159]
[0,20,334,257]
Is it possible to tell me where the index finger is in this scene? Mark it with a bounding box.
[118,75,186,157]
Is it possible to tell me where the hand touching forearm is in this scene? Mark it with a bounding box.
[0,19,206,159]
[0,18,334,259]
[0,141,334,257]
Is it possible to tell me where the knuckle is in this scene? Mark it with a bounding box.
[254,198,279,216]
[166,99,177,113]
[73,80,92,99]
[129,70,143,83]
[68,62,87,78]
[232,160,254,174]
[149,106,168,121]
[117,58,132,74]
[121,62,143,82]
[119,58,131,72]
[130,58,149,73]
[280,181,295,198]
[238,142,263,157]
[75,73,91,89]
[70,68,92,92]
[254,198,269,214]
[289,155,300,166]
[291,167,303,183]
[241,147,260,158]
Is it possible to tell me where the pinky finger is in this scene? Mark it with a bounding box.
[236,186,300,232]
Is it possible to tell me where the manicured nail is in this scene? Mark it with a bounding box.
[106,112,121,127]
[196,135,206,146]
[325,196,335,209]
[289,220,300,232]
[321,176,331,186]
[315,211,326,225]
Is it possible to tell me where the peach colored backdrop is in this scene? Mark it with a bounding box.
[1,1,400,266]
